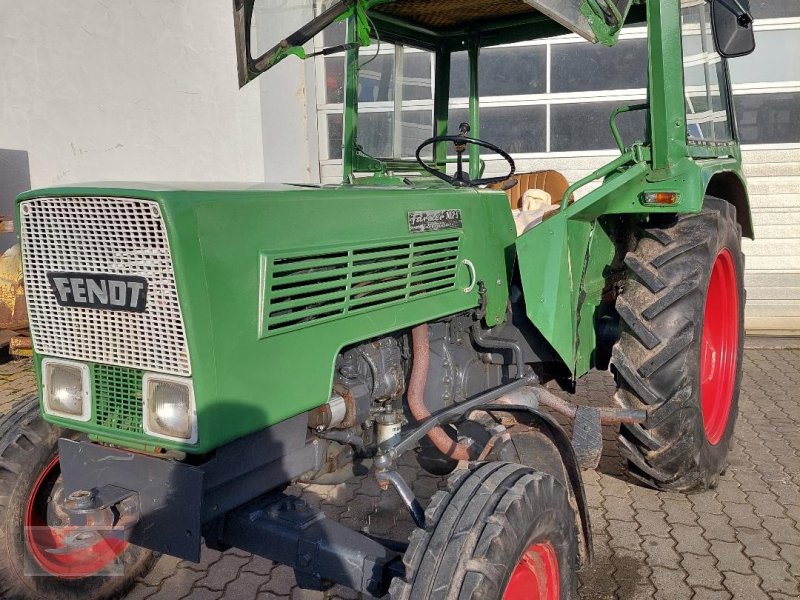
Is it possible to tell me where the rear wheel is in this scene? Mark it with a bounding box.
[611,197,745,491]
[0,396,154,600]
[390,462,578,599]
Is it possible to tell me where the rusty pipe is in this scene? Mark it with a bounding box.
[536,387,646,425]
[409,324,472,461]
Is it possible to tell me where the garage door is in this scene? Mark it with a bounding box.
[742,149,800,335]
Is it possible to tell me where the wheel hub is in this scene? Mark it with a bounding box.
[25,455,128,577]
[700,248,739,445]
[503,541,560,600]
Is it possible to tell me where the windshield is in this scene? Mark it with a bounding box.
[235,0,635,87]
[235,0,352,87]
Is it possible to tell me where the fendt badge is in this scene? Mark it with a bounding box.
[47,272,148,313]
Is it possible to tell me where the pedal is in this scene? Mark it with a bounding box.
[571,406,602,469]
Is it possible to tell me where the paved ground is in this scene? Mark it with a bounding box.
[1,349,799,599]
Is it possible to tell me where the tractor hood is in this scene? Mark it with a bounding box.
[234,0,633,87]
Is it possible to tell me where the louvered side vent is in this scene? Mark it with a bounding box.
[261,234,462,335]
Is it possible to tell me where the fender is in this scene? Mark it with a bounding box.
[485,403,593,565]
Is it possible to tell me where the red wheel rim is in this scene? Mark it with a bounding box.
[700,248,739,445]
[25,455,127,577]
[503,541,559,600]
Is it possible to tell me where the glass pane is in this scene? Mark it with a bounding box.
[323,19,347,47]
[709,61,732,141]
[359,49,395,103]
[324,56,345,104]
[358,112,393,157]
[551,102,646,151]
[750,0,800,19]
[681,0,733,143]
[449,106,547,154]
[450,47,547,98]
[401,51,433,101]
[728,30,800,85]
[734,92,800,144]
[450,51,470,99]
[551,38,648,93]
[479,46,547,96]
[327,113,343,160]
[400,110,433,157]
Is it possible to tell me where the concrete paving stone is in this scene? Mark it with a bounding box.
[194,554,250,591]
[722,572,772,600]
[736,528,782,561]
[662,497,700,527]
[124,584,159,600]
[715,480,748,504]
[641,534,682,569]
[671,523,711,555]
[750,557,799,596]
[650,565,692,600]
[260,565,299,596]
[137,555,183,588]
[689,492,725,515]
[690,589,732,600]
[602,497,635,522]
[635,509,674,539]
[777,543,800,576]
[709,540,752,575]
[696,512,737,543]
[149,569,207,600]
[179,587,224,600]
[761,515,800,546]
[681,553,725,591]
[745,490,790,518]
[721,501,763,530]
[220,569,269,599]
[241,556,277,577]
[178,545,224,573]
[606,518,643,550]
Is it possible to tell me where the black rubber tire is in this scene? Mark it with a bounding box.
[390,462,578,599]
[0,395,155,600]
[611,197,745,491]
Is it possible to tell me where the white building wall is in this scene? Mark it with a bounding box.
[0,0,324,245]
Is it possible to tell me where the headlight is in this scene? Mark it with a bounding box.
[41,359,91,421]
[142,374,197,443]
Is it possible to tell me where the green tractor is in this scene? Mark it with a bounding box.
[0,0,756,598]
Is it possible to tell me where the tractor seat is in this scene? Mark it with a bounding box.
[489,170,572,210]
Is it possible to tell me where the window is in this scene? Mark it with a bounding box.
[750,0,800,19]
[550,38,648,93]
[680,0,733,144]
[316,3,799,173]
[320,36,434,161]
[735,93,800,144]
[446,27,649,156]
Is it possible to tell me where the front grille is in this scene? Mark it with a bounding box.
[92,364,143,434]
[20,196,190,376]
[261,233,462,335]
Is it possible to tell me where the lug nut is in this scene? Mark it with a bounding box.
[67,489,95,509]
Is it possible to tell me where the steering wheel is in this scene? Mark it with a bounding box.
[415,123,515,187]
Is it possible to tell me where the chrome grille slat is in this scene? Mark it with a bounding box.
[20,196,191,376]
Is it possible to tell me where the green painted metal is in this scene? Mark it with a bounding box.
[20,0,755,454]
[20,183,515,452]
[467,43,481,181]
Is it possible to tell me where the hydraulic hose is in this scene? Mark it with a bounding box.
[408,324,472,461]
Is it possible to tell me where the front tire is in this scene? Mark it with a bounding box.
[0,396,155,600]
[611,197,745,491]
[391,462,578,599]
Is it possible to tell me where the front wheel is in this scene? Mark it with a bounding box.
[612,197,745,491]
[0,396,155,600]
[390,462,578,599]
